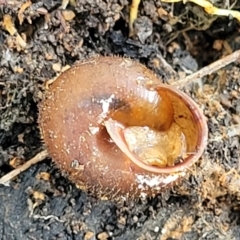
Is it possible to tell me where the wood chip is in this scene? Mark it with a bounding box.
[62,10,76,21]
[36,172,51,181]
[84,231,95,240]
[33,191,45,201]
[3,14,27,48]
[18,0,32,25]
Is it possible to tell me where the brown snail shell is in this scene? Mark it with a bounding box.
[39,56,208,200]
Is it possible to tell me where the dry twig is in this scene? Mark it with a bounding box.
[0,150,49,185]
[173,49,240,88]
[129,0,141,36]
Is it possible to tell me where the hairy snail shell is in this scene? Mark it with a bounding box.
[39,56,208,199]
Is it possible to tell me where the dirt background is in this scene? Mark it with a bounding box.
[0,0,240,239]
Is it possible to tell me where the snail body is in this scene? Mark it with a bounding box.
[39,56,208,199]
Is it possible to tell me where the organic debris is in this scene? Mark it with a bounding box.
[3,14,26,48]
[162,0,240,22]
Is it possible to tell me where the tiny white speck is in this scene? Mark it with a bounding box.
[135,173,185,190]
[89,126,99,135]
[97,94,115,123]
[136,76,145,81]
[100,94,115,113]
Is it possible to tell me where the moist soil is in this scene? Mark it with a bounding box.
[0,0,240,239]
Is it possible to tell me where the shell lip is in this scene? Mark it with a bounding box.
[105,85,208,174]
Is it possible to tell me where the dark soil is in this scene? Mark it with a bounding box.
[0,0,240,239]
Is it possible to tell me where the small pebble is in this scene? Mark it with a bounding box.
[97,232,109,240]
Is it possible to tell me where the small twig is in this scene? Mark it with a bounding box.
[0,149,49,185]
[172,49,240,88]
[61,0,76,9]
[129,0,141,36]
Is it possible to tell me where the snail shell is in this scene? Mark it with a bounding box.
[39,56,208,199]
